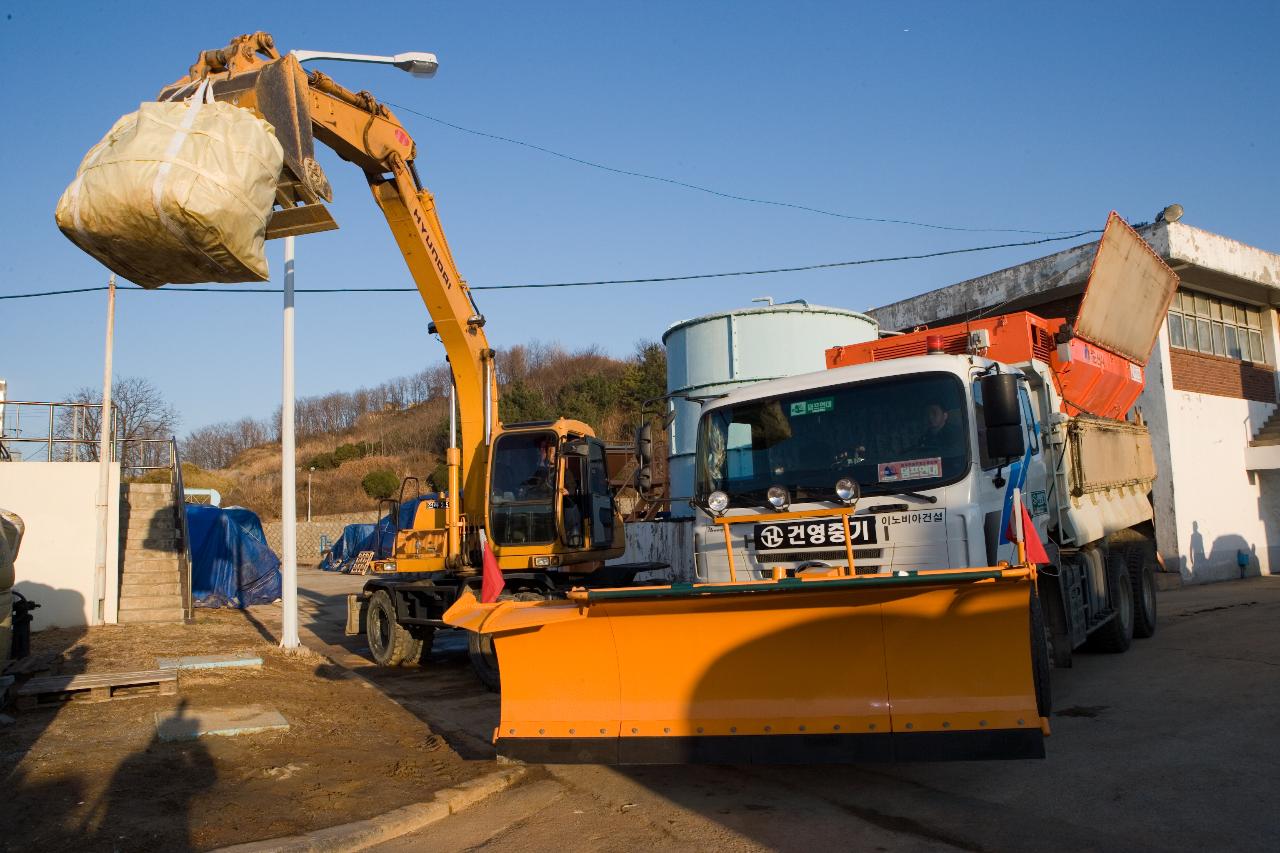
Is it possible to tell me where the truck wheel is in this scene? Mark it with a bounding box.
[1030,592,1052,717]
[1087,552,1134,653]
[367,589,416,667]
[1040,575,1073,669]
[1128,546,1158,639]
[468,632,501,692]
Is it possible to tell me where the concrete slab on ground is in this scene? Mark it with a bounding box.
[156,653,263,671]
[155,705,289,742]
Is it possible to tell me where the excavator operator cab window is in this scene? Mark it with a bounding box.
[489,431,559,546]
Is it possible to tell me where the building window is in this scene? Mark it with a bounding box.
[1167,289,1266,364]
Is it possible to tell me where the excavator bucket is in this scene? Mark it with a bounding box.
[157,48,339,240]
[444,567,1047,764]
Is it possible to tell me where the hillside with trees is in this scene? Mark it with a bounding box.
[178,341,666,520]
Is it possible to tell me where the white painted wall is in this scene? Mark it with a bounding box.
[0,462,120,629]
[1133,317,1280,584]
[608,519,696,582]
[1164,391,1277,581]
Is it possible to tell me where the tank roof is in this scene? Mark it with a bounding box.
[662,300,876,344]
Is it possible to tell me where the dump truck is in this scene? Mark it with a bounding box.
[444,213,1176,764]
[69,33,655,680]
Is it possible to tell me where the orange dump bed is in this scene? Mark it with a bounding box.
[825,311,1145,420]
[826,213,1179,420]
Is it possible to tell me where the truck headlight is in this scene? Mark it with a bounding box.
[835,477,859,504]
[707,490,730,515]
[767,485,790,510]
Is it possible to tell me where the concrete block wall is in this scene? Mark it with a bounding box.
[263,511,377,566]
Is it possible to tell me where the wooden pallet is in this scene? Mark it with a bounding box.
[16,669,177,710]
[348,550,375,575]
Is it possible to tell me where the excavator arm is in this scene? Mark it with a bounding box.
[159,33,498,562]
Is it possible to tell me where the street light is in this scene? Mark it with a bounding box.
[274,47,436,652]
[291,49,439,78]
[308,466,315,523]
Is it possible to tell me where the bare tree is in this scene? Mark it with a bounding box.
[61,377,180,470]
[180,415,273,470]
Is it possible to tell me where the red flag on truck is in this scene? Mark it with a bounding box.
[480,530,505,603]
[1008,502,1050,565]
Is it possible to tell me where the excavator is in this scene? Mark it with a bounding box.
[149,33,634,680]
[98,33,1068,765]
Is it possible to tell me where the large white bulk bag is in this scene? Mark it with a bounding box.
[55,81,284,289]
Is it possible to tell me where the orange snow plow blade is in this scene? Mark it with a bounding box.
[443,567,1046,764]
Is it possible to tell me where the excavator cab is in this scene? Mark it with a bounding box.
[487,422,623,570]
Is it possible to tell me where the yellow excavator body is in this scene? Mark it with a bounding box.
[445,559,1047,764]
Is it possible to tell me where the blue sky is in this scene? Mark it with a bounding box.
[2,1,1277,433]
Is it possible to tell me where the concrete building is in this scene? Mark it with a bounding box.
[870,219,1280,584]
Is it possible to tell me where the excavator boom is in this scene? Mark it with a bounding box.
[159,36,496,530]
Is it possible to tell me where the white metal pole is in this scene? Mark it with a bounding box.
[280,237,300,650]
[93,274,117,625]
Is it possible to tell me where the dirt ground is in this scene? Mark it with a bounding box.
[2,609,490,852]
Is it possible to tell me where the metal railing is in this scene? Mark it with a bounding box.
[0,400,124,463]
[0,400,176,473]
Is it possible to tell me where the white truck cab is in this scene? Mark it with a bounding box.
[692,354,1052,581]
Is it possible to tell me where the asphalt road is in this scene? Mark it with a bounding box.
[295,569,1280,852]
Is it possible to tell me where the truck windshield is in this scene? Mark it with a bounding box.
[696,372,969,505]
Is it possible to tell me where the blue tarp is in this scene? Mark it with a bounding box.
[315,494,438,572]
[186,504,282,608]
[318,523,376,572]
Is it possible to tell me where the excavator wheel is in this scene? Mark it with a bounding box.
[399,627,435,668]
[467,589,549,691]
[1086,551,1134,654]
[367,589,418,667]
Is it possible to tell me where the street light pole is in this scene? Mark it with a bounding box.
[276,45,435,652]
[308,466,315,523]
[280,236,300,651]
[92,273,117,626]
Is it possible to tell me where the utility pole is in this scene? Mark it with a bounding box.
[308,466,315,523]
[280,237,300,650]
[92,274,117,626]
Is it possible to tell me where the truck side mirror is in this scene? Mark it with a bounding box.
[985,424,1025,460]
[979,373,1025,459]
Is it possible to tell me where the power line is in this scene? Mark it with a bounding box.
[0,285,119,300]
[385,100,1088,237]
[0,230,1100,301]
